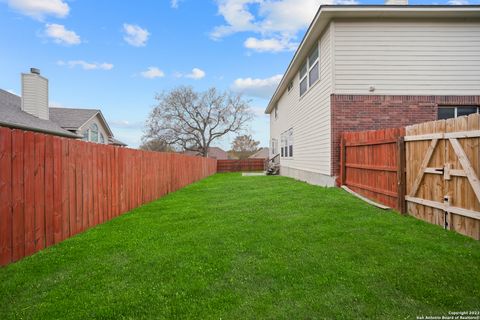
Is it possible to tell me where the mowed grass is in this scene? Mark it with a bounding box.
[0,173,479,319]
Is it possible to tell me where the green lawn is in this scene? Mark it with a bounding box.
[1,173,479,319]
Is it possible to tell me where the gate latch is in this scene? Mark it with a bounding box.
[443,163,451,181]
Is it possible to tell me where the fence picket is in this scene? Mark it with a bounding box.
[217,159,266,173]
[12,130,25,261]
[0,126,217,266]
[0,127,12,265]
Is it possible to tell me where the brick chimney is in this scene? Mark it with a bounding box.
[21,68,49,120]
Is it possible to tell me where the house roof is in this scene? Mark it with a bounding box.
[249,147,269,159]
[264,5,480,114]
[184,147,228,159]
[49,107,114,137]
[0,89,80,138]
[208,147,228,159]
[109,137,127,146]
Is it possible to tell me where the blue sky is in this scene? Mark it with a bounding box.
[0,0,476,148]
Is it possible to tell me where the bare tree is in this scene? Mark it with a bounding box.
[139,138,173,152]
[143,86,253,157]
[230,134,260,159]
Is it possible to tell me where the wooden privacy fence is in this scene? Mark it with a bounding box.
[217,159,266,173]
[0,126,217,266]
[340,127,406,211]
[340,114,480,239]
[405,114,480,240]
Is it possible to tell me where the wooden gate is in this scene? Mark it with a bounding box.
[405,114,480,239]
[340,127,405,211]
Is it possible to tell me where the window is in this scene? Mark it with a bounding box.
[90,123,99,142]
[274,106,278,120]
[100,133,105,144]
[280,129,294,158]
[299,44,319,97]
[288,129,293,157]
[82,129,89,141]
[271,138,278,155]
[299,62,308,96]
[438,106,479,120]
[309,62,319,86]
[280,135,286,157]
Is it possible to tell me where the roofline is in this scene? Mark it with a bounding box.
[53,107,114,138]
[77,110,114,137]
[0,120,81,138]
[264,4,480,114]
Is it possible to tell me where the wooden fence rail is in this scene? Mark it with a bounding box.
[217,159,266,173]
[0,127,217,266]
[340,114,480,240]
[405,114,480,240]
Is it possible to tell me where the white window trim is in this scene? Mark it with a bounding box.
[271,138,278,156]
[438,106,480,119]
[299,42,320,98]
[280,128,294,159]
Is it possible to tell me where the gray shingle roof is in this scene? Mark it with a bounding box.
[0,89,80,138]
[49,107,100,130]
[109,137,127,146]
[249,147,269,159]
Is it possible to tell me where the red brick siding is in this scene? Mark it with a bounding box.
[330,95,480,178]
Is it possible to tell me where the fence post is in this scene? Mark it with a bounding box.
[397,136,407,214]
[340,134,346,186]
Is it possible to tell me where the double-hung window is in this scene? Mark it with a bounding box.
[280,135,285,157]
[288,129,293,157]
[299,63,308,96]
[299,44,319,97]
[271,138,278,155]
[280,129,294,158]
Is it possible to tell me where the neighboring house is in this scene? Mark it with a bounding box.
[184,147,229,159]
[249,147,269,159]
[266,3,480,187]
[226,151,240,160]
[0,68,126,146]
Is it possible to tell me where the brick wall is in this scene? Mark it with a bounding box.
[330,95,480,178]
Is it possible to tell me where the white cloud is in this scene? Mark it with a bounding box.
[123,23,150,47]
[448,0,469,4]
[244,37,297,53]
[174,68,206,80]
[211,0,334,37]
[170,0,182,8]
[231,74,282,99]
[7,0,69,20]
[110,120,144,130]
[211,0,334,52]
[210,0,261,39]
[185,68,206,79]
[57,60,114,71]
[140,67,165,79]
[44,24,81,45]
